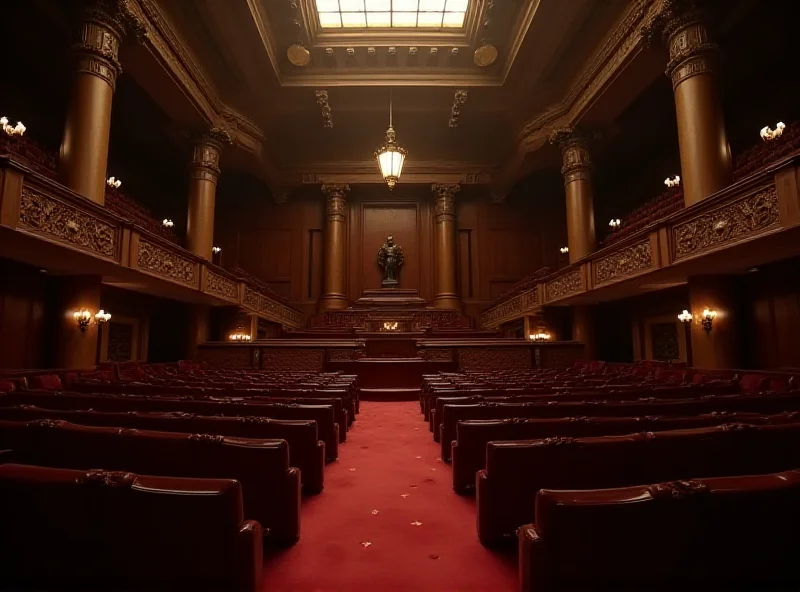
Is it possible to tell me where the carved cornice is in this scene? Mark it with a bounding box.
[432,184,460,222]
[322,184,350,223]
[19,186,118,260]
[672,187,779,261]
[594,240,653,285]
[293,161,492,186]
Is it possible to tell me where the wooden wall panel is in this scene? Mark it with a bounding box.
[361,204,419,292]
[0,259,52,369]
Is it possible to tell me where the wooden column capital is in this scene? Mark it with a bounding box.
[660,1,719,89]
[431,183,460,221]
[322,184,350,222]
[549,129,592,185]
[189,128,232,184]
[74,0,145,90]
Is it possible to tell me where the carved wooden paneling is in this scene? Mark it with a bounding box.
[19,186,118,259]
[196,347,255,369]
[261,348,326,371]
[243,287,303,328]
[206,270,239,302]
[546,270,582,301]
[458,347,532,370]
[419,348,454,362]
[480,287,539,328]
[672,187,780,260]
[327,348,364,361]
[137,240,197,286]
[594,241,652,286]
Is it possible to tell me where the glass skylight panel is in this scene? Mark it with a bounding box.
[316,0,467,29]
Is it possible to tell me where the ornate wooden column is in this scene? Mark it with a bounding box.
[551,130,596,264]
[320,184,350,312]
[432,183,461,310]
[60,0,142,205]
[662,1,731,206]
[186,129,231,261]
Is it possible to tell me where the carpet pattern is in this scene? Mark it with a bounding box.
[262,401,517,592]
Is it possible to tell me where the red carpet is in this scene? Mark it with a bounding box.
[262,401,517,592]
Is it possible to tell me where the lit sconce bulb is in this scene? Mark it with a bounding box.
[559,246,569,254]
[678,309,692,323]
[73,309,93,332]
[1,116,26,136]
[529,332,551,342]
[664,175,681,188]
[760,121,785,141]
[212,246,222,254]
[229,331,251,342]
[94,309,111,323]
[609,218,621,229]
[162,219,174,228]
[701,308,717,333]
[106,176,122,188]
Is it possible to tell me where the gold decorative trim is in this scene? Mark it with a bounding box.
[673,187,780,260]
[594,240,652,285]
[137,239,196,286]
[19,186,118,259]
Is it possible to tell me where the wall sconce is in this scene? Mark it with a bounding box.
[382,321,399,331]
[73,309,92,333]
[0,116,25,136]
[94,309,111,324]
[609,218,621,230]
[162,219,174,228]
[760,122,785,141]
[529,332,551,342]
[106,176,122,189]
[229,331,251,342]
[664,175,681,188]
[212,246,222,254]
[701,308,717,333]
[559,246,569,254]
[678,309,692,324]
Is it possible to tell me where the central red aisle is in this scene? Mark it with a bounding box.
[262,401,517,592]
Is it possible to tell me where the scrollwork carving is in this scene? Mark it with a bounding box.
[594,241,652,285]
[137,240,196,286]
[546,270,582,301]
[19,187,118,259]
[673,188,779,260]
[206,271,239,301]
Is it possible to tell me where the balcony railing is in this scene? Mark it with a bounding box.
[0,155,303,329]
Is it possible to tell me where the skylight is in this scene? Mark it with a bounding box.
[315,0,468,29]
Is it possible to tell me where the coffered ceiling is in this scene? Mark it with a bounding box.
[111,0,649,194]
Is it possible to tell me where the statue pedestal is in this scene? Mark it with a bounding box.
[381,278,399,288]
[354,288,426,308]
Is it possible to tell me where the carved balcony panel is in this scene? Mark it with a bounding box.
[546,269,583,302]
[205,269,240,303]
[480,287,539,329]
[594,240,653,286]
[19,186,119,260]
[137,239,198,287]
[672,186,780,261]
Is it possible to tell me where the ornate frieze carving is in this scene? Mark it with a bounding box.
[546,270,582,301]
[206,271,239,301]
[19,186,118,259]
[137,239,196,286]
[594,241,653,285]
[672,187,779,260]
[322,184,349,223]
[432,184,460,221]
[480,287,539,328]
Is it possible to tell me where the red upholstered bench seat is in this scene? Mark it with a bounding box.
[519,469,800,591]
[451,411,799,493]
[0,463,262,592]
[0,419,301,544]
[0,390,339,461]
[477,421,800,544]
[0,405,325,493]
[440,392,800,462]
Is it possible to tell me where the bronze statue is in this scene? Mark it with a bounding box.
[377,235,404,287]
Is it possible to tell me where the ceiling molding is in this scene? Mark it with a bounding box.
[494,0,666,191]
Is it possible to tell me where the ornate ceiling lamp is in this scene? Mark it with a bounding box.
[374,89,407,190]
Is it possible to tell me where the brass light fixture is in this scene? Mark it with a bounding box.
[374,89,407,190]
[701,308,717,333]
[760,122,785,141]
